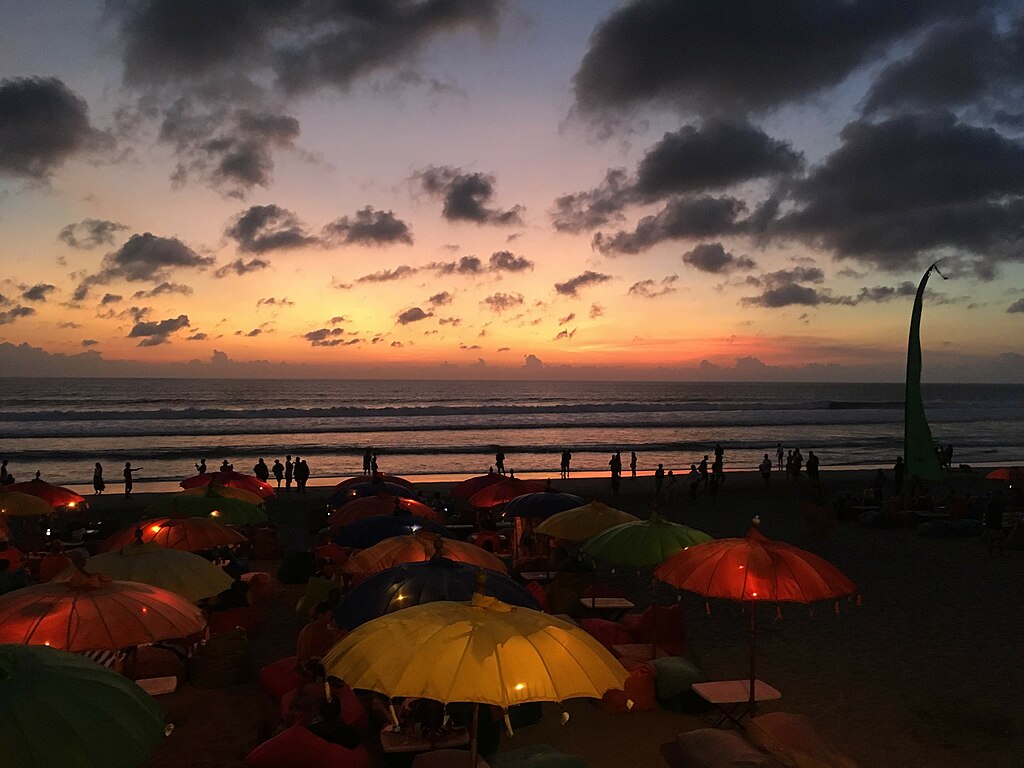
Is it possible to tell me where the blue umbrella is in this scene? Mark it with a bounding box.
[334,515,446,549]
[327,481,416,509]
[503,491,586,520]
[335,557,540,630]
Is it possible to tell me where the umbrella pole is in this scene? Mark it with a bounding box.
[749,600,757,718]
[470,702,479,766]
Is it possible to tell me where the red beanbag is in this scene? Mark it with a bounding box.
[280,682,370,736]
[579,618,634,650]
[246,725,370,768]
[260,657,312,702]
[599,658,657,714]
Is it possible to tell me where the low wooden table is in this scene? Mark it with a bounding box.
[380,725,469,754]
[692,679,781,729]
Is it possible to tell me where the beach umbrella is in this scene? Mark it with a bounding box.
[322,593,627,766]
[80,541,233,603]
[503,491,586,520]
[344,531,508,577]
[335,473,416,492]
[6,478,85,510]
[101,517,247,553]
[986,467,1024,484]
[0,571,206,651]
[468,477,546,509]
[180,470,275,499]
[535,501,639,542]
[0,491,52,517]
[654,519,856,716]
[328,494,438,527]
[334,515,446,550]
[145,494,267,526]
[335,556,538,630]
[181,483,265,506]
[327,481,416,509]
[581,511,713,569]
[0,644,165,768]
[450,472,503,500]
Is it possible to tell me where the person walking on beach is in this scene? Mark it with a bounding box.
[630,451,637,478]
[123,462,141,496]
[362,448,373,476]
[285,455,293,491]
[495,449,506,475]
[654,463,665,498]
[296,458,310,493]
[776,443,784,472]
[560,448,572,479]
[92,462,105,494]
[254,458,270,483]
[195,458,207,475]
[806,451,820,486]
[272,459,284,487]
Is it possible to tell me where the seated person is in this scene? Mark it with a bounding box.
[296,602,344,676]
[0,559,29,595]
[211,579,251,611]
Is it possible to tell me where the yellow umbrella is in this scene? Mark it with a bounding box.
[181,483,265,506]
[0,490,53,517]
[344,531,509,577]
[80,541,234,603]
[534,501,639,541]
[322,593,627,764]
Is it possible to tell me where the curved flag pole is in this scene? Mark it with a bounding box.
[904,263,946,484]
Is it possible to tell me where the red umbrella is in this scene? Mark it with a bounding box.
[467,477,546,509]
[335,473,415,492]
[450,473,503,500]
[7,478,85,510]
[180,471,275,499]
[328,494,438,527]
[101,517,248,553]
[986,467,1024,484]
[655,520,856,715]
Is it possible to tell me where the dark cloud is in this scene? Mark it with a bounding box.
[214,258,271,278]
[75,233,214,299]
[58,219,129,249]
[417,166,524,226]
[397,307,432,324]
[593,197,747,255]
[1008,298,1024,313]
[0,306,35,325]
[555,270,612,296]
[573,0,967,118]
[0,77,108,179]
[21,284,55,302]
[628,275,678,298]
[323,206,413,246]
[131,282,192,299]
[226,204,317,253]
[127,314,190,346]
[682,243,757,274]
[428,291,452,307]
[488,251,533,272]
[481,293,524,313]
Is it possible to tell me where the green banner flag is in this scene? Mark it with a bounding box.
[904,264,944,482]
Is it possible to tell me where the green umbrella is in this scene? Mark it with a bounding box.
[145,494,267,526]
[0,644,166,768]
[581,511,712,569]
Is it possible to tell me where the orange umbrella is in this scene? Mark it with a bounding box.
[180,471,275,499]
[335,473,415,492]
[7,478,86,509]
[328,494,438,527]
[468,477,546,509]
[101,517,247,553]
[655,520,856,715]
[0,571,206,651]
[344,531,508,577]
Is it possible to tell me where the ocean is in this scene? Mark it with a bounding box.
[1,378,1022,489]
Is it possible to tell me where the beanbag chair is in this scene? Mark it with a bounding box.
[579,618,634,651]
[674,729,786,768]
[650,657,708,713]
[747,713,860,768]
[598,657,657,714]
[488,744,587,768]
[280,682,369,735]
[246,725,370,768]
[260,656,312,702]
[622,604,687,656]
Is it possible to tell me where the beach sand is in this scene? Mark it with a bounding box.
[78,468,1021,768]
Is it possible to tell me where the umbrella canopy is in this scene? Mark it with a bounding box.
[581,511,713,569]
[0,644,165,768]
[0,491,52,517]
[0,571,206,651]
[335,473,416,492]
[101,517,247,553]
[81,542,233,603]
[450,473,503,500]
[328,481,416,509]
[503,491,586,520]
[6,478,85,509]
[329,494,438,527]
[344,531,508,577]
[468,477,547,509]
[335,556,537,630]
[535,501,639,541]
[324,593,627,707]
[145,494,267,526]
[181,483,265,506]
[180,471,275,499]
[334,515,446,549]
[986,467,1024,483]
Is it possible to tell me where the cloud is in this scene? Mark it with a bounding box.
[58,219,128,249]
[489,251,533,272]
[481,293,524,313]
[428,291,452,307]
[323,206,413,246]
[397,307,432,324]
[593,196,748,254]
[127,314,190,346]
[214,258,271,278]
[0,77,108,179]
[21,283,55,302]
[682,243,757,273]
[131,282,192,299]
[554,270,612,296]
[1008,298,1024,313]
[0,306,35,325]
[226,204,317,253]
[74,233,214,299]
[572,0,964,118]
[417,166,524,226]
[628,275,678,298]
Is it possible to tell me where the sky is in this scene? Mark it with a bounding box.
[1,0,1023,381]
